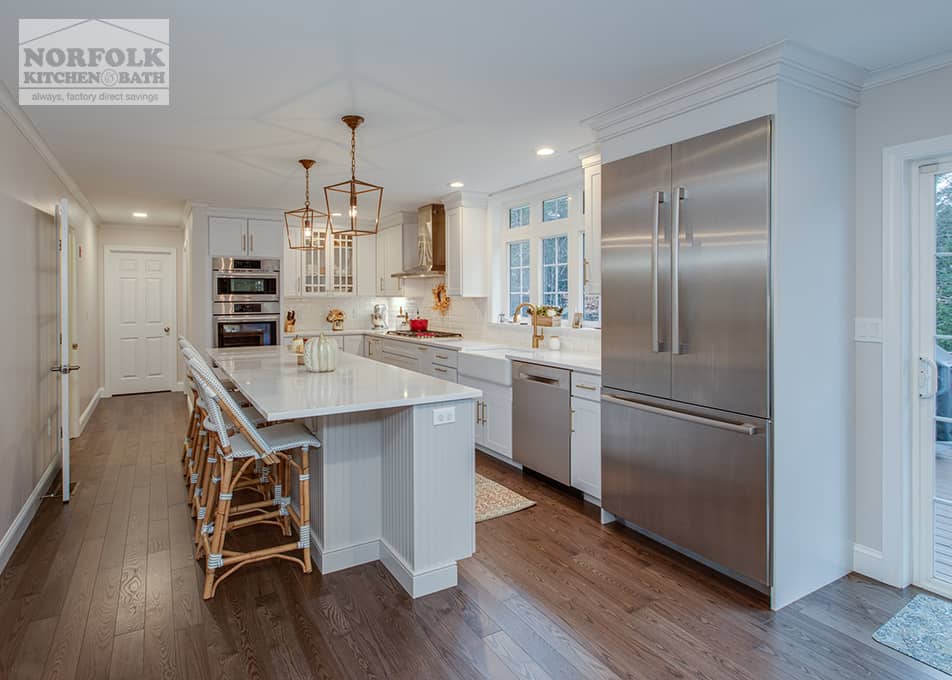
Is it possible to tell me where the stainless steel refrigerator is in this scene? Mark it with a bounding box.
[600,116,772,591]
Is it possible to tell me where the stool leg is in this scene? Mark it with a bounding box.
[194,432,219,550]
[181,407,197,475]
[281,457,292,536]
[188,429,207,517]
[299,446,312,573]
[203,457,233,599]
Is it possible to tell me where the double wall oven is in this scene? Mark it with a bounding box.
[212,257,280,348]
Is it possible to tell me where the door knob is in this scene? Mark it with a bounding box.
[164,326,170,334]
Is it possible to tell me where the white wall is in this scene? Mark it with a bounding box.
[0,89,101,567]
[854,65,952,566]
[99,223,186,385]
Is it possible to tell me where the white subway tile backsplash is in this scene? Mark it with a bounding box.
[285,292,600,353]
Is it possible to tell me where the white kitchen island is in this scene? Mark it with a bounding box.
[206,346,481,597]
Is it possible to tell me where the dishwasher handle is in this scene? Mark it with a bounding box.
[518,372,561,386]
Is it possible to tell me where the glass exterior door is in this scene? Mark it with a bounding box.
[918,161,952,593]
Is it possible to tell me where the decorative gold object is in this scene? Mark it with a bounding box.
[285,159,329,250]
[325,115,383,237]
[326,308,345,331]
[432,282,451,316]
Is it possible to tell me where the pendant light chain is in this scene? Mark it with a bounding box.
[351,126,357,181]
[304,165,310,209]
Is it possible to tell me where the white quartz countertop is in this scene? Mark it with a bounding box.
[504,349,601,375]
[281,329,601,373]
[207,346,481,420]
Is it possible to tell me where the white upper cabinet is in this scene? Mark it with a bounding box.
[282,234,302,297]
[582,154,602,295]
[208,216,248,257]
[375,224,404,296]
[246,219,284,258]
[355,234,376,297]
[209,215,283,258]
[442,192,488,297]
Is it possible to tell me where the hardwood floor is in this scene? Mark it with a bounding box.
[0,391,945,679]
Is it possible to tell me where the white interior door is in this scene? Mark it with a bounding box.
[55,199,75,502]
[105,247,176,395]
[914,159,952,598]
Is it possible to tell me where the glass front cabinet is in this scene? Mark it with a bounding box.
[285,233,356,297]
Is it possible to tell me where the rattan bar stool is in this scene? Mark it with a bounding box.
[187,358,319,600]
[181,347,268,521]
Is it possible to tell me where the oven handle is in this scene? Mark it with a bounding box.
[213,272,279,279]
[214,315,281,323]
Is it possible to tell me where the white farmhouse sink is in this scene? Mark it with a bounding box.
[458,348,526,385]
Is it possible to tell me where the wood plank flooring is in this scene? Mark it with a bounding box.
[0,391,945,679]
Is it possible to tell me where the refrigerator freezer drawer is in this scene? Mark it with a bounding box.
[601,391,770,588]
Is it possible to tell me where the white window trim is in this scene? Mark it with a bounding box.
[491,173,584,324]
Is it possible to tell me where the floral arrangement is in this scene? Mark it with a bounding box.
[326,308,346,331]
[534,305,564,326]
[432,282,451,316]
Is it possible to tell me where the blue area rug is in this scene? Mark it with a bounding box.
[873,593,952,675]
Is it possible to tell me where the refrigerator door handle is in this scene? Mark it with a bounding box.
[671,186,685,355]
[651,190,664,353]
[601,394,758,435]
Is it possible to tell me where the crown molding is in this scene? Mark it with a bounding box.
[863,49,952,90]
[440,190,488,210]
[582,41,864,143]
[0,81,102,224]
[380,211,417,229]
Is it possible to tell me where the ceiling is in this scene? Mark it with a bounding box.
[4,0,952,226]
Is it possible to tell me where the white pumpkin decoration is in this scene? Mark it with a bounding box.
[303,334,339,373]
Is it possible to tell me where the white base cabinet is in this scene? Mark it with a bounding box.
[570,395,601,500]
[459,375,512,459]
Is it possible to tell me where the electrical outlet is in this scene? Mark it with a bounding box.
[433,407,456,426]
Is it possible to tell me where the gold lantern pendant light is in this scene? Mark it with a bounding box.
[285,159,329,250]
[325,115,383,237]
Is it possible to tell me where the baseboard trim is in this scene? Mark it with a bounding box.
[0,456,61,574]
[76,387,104,437]
[310,531,380,574]
[477,446,522,469]
[173,381,184,393]
[379,539,458,597]
[853,543,886,581]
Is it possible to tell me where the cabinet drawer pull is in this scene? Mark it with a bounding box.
[434,367,447,373]
[576,383,598,391]
[435,354,449,360]
[418,346,427,351]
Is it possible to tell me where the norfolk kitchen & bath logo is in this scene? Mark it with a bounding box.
[19,19,169,106]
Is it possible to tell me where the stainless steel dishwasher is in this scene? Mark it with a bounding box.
[511,361,571,485]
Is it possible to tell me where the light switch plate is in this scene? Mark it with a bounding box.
[854,317,883,343]
[433,406,456,426]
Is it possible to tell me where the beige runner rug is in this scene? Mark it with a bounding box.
[476,473,535,522]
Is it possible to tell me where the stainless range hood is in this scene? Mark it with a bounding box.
[392,203,445,279]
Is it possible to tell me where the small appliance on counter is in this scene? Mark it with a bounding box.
[371,303,388,330]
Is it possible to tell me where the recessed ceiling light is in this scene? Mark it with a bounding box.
[535,147,555,157]
[132,211,148,218]
[448,181,464,188]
